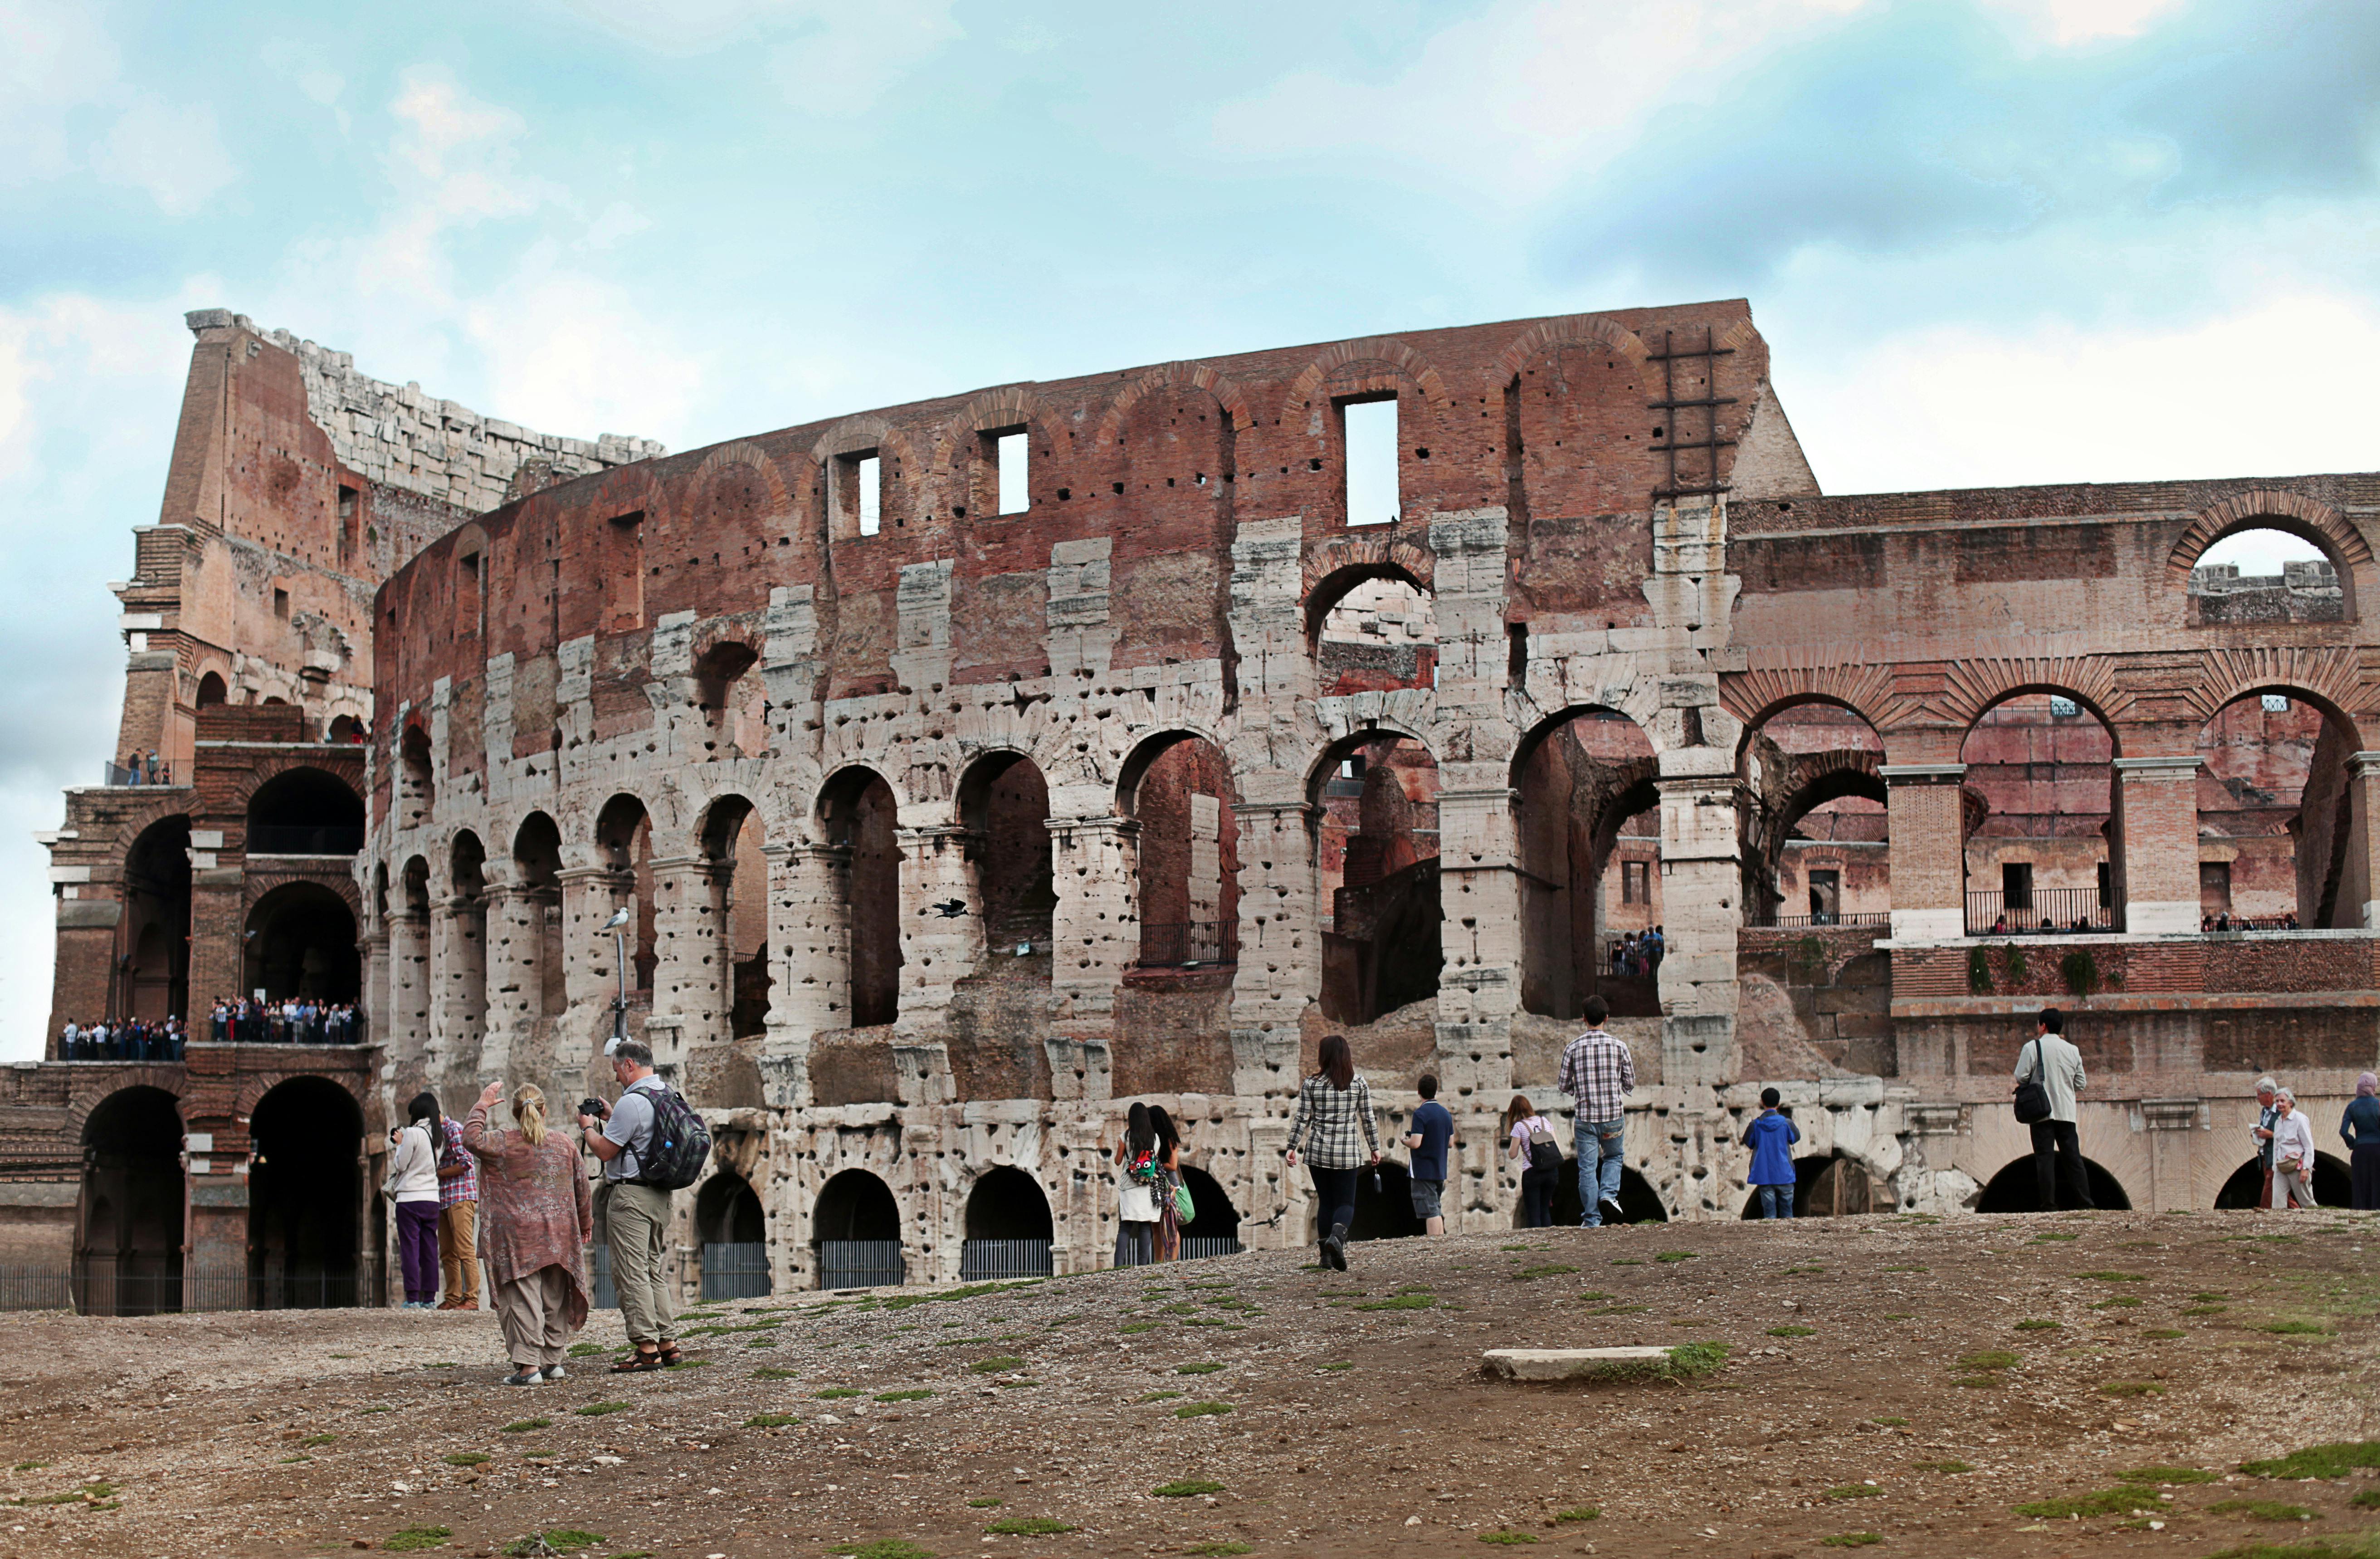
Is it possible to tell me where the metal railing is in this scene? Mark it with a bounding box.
[959,1239,1053,1281]
[100,761,178,788]
[1179,1236,1244,1261]
[1137,921,1238,968]
[1749,911,1891,930]
[700,1241,771,1300]
[1965,887,2120,936]
[0,1261,382,1315]
[209,1012,367,1046]
[817,1240,905,1290]
[246,823,365,855]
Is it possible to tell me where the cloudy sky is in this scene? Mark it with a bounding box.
[3,0,2376,1057]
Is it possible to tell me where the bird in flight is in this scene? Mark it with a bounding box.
[930,899,968,918]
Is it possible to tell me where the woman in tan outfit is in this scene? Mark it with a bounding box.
[462,1080,595,1386]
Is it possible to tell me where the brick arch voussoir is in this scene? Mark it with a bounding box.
[225,750,367,821]
[1301,533,1438,603]
[684,440,793,524]
[244,870,364,920]
[230,1068,373,1126]
[1492,315,1651,382]
[932,386,1066,470]
[2186,646,2376,740]
[2171,489,2373,575]
[1934,657,2131,741]
[1092,362,1258,445]
[583,462,675,533]
[64,1070,193,1143]
[1281,337,1451,422]
[1720,664,1905,745]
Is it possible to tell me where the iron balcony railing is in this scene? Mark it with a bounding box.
[817,1240,906,1290]
[246,823,365,855]
[1748,911,1891,930]
[959,1238,1053,1281]
[58,1028,186,1061]
[1966,887,2121,936]
[1137,920,1238,968]
[699,1241,772,1301]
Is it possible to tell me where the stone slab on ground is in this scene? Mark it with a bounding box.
[1483,1345,1675,1381]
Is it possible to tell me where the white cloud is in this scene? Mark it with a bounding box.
[463,257,707,445]
[1979,0,2185,48]
[0,0,120,185]
[89,99,239,216]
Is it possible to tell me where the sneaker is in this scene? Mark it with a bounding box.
[502,1367,544,1387]
[1599,1199,1626,1226]
[452,1299,478,1311]
[542,1364,567,1382]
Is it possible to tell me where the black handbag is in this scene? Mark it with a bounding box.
[2013,1039,2053,1125]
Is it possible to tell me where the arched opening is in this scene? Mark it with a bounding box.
[813,1168,903,1289]
[1309,568,1437,697]
[122,815,191,1021]
[1345,1161,1423,1242]
[695,1171,770,1299]
[398,724,434,829]
[247,1075,365,1307]
[1736,1152,1876,1218]
[1120,733,1240,968]
[244,882,361,1004]
[1513,708,1659,1019]
[2213,1152,2353,1210]
[77,1087,183,1315]
[1960,692,2120,935]
[693,641,765,759]
[961,1165,1054,1279]
[2194,689,2362,929]
[1176,1165,1242,1257]
[1975,1154,2134,1213]
[700,796,771,1039]
[444,831,489,1045]
[246,768,365,856]
[328,713,364,743]
[1738,703,1890,928]
[394,855,432,1046]
[819,767,902,1027]
[1551,1162,1669,1227]
[2189,527,2348,626]
[195,671,229,709]
[1316,732,1441,1025]
[595,795,657,996]
[958,753,1055,969]
[511,812,567,1028]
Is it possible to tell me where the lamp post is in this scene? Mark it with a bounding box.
[602,905,631,1056]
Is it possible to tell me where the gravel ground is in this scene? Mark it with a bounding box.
[2,1207,2376,1559]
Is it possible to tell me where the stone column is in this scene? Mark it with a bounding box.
[897,825,979,1023]
[1227,800,1321,1098]
[1879,764,1970,941]
[648,855,721,1078]
[362,926,390,1051]
[760,841,850,1108]
[2110,755,2203,935]
[1654,769,1742,1087]
[558,865,632,1079]
[480,880,540,1081]
[1049,814,1136,1101]
[1435,784,1522,1102]
[2346,752,2380,929]
[387,907,431,1077]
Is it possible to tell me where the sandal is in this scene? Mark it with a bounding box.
[657,1344,686,1368]
[611,1348,664,1373]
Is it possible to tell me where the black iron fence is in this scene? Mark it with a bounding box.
[1749,911,1891,930]
[1179,1236,1244,1261]
[817,1240,906,1290]
[700,1241,771,1300]
[1137,921,1238,968]
[247,823,366,855]
[959,1238,1053,1281]
[209,1012,367,1046]
[1966,887,2121,936]
[0,1261,382,1315]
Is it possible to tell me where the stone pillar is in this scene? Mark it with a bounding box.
[362,925,390,1050]
[481,880,540,1081]
[1880,764,1970,941]
[1435,783,1522,1102]
[1227,800,1320,1098]
[897,825,979,1023]
[1654,770,1742,1087]
[431,895,487,1087]
[2346,753,2380,929]
[648,855,721,1078]
[2110,755,2202,935]
[1049,814,1136,1100]
[760,841,850,1108]
[187,866,245,1018]
[558,865,632,1080]
[387,908,431,1076]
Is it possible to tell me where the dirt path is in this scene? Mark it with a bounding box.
[3,1207,2375,1559]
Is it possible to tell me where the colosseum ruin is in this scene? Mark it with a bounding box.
[13,299,2378,1307]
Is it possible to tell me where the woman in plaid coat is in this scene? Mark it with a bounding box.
[1284,1033,1381,1271]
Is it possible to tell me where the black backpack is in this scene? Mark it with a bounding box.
[2012,1040,2053,1126]
[631,1083,712,1191]
[1526,1118,1564,1175]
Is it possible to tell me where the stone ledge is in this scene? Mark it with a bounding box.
[1483,1346,1675,1382]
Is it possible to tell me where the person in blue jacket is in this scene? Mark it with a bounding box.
[1743,1088,1801,1218]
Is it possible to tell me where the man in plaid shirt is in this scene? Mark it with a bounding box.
[1558,995,1635,1227]
[436,1112,480,1310]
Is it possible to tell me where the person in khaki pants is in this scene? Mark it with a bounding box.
[579,1040,681,1372]
[436,1109,480,1310]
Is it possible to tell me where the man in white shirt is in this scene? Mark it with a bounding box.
[580,1040,680,1370]
[2014,1007,2092,1210]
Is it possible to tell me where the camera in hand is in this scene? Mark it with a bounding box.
[579,1097,609,1122]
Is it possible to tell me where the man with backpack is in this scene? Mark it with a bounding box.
[580,1039,709,1372]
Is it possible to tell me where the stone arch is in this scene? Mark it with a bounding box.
[1934,660,2128,739]
[1491,315,1650,381]
[581,461,676,534]
[1721,675,1904,751]
[2169,489,2371,595]
[929,387,1069,488]
[77,1085,185,1315]
[1302,541,1436,644]
[246,765,366,855]
[1281,336,1452,419]
[1092,361,1257,446]
[1510,705,1663,1017]
[2183,649,2373,739]
[685,440,792,521]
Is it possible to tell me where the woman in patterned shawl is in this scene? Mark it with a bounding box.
[463,1080,595,1386]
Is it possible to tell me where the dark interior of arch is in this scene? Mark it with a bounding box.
[824,769,904,1027]
[79,1086,184,1314]
[512,814,568,1019]
[961,754,1056,960]
[124,816,192,1022]
[2214,1153,2353,1209]
[245,883,361,1002]
[595,797,658,992]
[1736,1151,1877,1218]
[1515,708,1660,1020]
[1128,736,1240,968]
[1551,1162,1670,1226]
[248,1076,362,1305]
[696,1173,766,1245]
[1975,1154,2134,1213]
[1176,1164,1240,1244]
[1318,733,1441,1024]
[812,1169,900,1243]
[247,768,365,855]
[1346,1160,1423,1242]
[964,1165,1054,1241]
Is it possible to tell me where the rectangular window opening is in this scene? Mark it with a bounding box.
[1342,396,1399,528]
[995,431,1029,515]
[273,587,290,619]
[2002,861,2034,910]
[1623,859,1650,905]
[858,454,882,536]
[337,484,357,520]
[2097,860,2113,909]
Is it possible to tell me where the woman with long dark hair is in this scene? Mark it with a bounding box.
[387,1091,444,1308]
[1284,1034,1380,1271]
[1503,1094,1560,1228]
[1149,1105,1185,1261]
[1113,1101,1159,1267]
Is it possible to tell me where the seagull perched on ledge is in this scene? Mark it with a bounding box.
[930,899,968,918]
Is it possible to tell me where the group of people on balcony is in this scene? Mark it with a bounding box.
[1608,927,1664,980]
[113,749,172,787]
[207,996,364,1045]
[2200,912,2299,932]
[56,1016,186,1061]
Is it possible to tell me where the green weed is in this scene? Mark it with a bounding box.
[1174,1403,1232,1419]
[984,1516,1077,1535]
[1154,1480,1225,1497]
[383,1527,453,1552]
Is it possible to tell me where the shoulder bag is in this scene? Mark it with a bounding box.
[2012,1040,2053,1125]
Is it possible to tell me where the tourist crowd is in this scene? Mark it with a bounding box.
[1608,927,1664,979]
[208,997,364,1044]
[56,1017,187,1061]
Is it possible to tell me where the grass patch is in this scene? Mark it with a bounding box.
[10,1461,46,1472]
[876,1389,934,1403]
[2015,1319,2061,1331]
[2077,1270,2147,1282]
[566,1342,605,1357]
[1176,1362,1225,1375]
[1609,1258,1644,1266]
[2192,1290,2229,1301]
[1120,1321,1161,1334]
[878,1279,1037,1312]
[2016,1488,2149,1519]
[985,1516,1078,1535]
[1318,1362,1353,1372]
[441,1452,491,1467]
[2099,1381,2165,1397]
[1552,1506,1600,1522]
[5,1481,118,1508]
[827,1544,936,1559]
[2262,1321,2331,1336]
[2144,1328,2185,1339]
[1783,1265,1827,1275]
[1174,1402,1233,1419]
[498,1418,550,1434]
[1353,1294,1437,1311]
[1871,1416,1907,1427]
[937,1336,993,1348]
[1824,1485,1883,1501]
[1913,1460,1974,1474]
[299,1433,337,1447]
[2183,1304,2229,1316]
[815,1387,865,1399]
[383,1527,453,1552]
[1654,1251,1698,1264]
[1820,1537,1883,1549]
[967,1357,1026,1374]
[1512,1265,1579,1280]
[507,1534,603,1557]
[2118,1466,2218,1484]
[746,1412,801,1428]
[1154,1479,1225,1497]
[1138,1390,1183,1403]
[752,1367,800,1380]
[1958,1350,2019,1369]
[2238,1442,2380,1479]
[1767,1325,1816,1338]
[1882,1312,1913,1321]
[1477,1534,1538,1545]
[2033,1232,2079,1242]
[1185,1545,1253,1557]
[1666,1341,1732,1378]
[2207,1500,2319,1522]
[573,1401,629,1417]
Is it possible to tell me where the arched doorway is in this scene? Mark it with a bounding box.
[1310,568,1437,697]
[813,1168,902,1289]
[1737,702,1890,928]
[695,1172,770,1300]
[962,1165,1054,1279]
[247,1076,365,1307]
[1737,1153,1877,1218]
[818,768,902,1027]
[78,1087,183,1315]
[122,816,192,1021]
[959,753,1056,968]
[446,831,489,1044]
[1315,732,1442,1024]
[1513,708,1661,1019]
[2193,689,2362,929]
[1176,1165,1241,1257]
[595,795,657,997]
[247,767,365,856]
[398,724,434,829]
[1960,692,2121,933]
[1975,1154,2133,1213]
[195,671,229,708]
[693,640,765,758]
[511,813,567,1029]
[2213,1153,2352,1210]
[244,883,361,1005]
[1120,733,1240,969]
[1551,1162,1670,1227]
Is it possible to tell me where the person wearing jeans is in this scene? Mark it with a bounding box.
[387,1095,443,1308]
[1284,1033,1381,1271]
[1742,1087,1801,1218]
[435,1110,479,1310]
[1558,995,1635,1226]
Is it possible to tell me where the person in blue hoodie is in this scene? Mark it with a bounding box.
[1743,1088,1801,1219]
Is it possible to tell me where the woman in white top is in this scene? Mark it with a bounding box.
[1112,1101,1159,1267]
[2267,1088,2318,1210]
[388,1092,444,1306]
